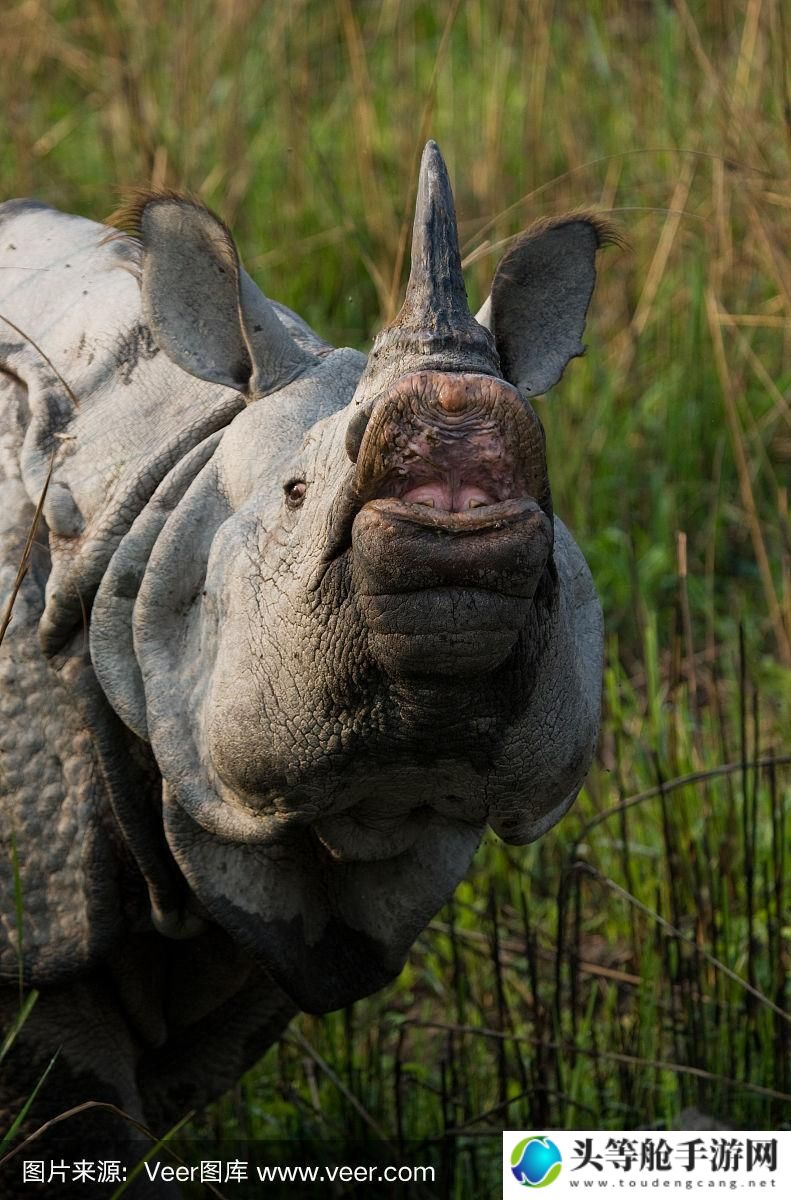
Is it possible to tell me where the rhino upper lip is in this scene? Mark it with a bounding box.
[362,417,519,515]
[351,372,546,528]
[313,376,548,590]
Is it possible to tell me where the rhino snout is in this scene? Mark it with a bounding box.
[346,369,554,678]
[352,369,552,518]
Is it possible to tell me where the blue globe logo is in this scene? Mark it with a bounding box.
[510,1136,562,1187]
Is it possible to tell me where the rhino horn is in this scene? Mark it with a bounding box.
[348,141,499,436]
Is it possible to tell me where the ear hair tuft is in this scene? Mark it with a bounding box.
[104,189,240,279]
[105,188,228,239]
[508,210,628,257]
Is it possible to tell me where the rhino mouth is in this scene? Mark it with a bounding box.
[353,369,552,521]
[349,371,554,676]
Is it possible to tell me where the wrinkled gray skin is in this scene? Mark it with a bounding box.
[0,144,607,1196]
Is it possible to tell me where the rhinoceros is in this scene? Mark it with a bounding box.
[0,142,610,1191]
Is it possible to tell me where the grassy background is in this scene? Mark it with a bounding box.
[2,0,791,1190]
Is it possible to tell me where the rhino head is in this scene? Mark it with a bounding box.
[91,142,610,1012]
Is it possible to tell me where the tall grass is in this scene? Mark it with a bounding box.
[2,0,789,664]
[1,0,790,1191]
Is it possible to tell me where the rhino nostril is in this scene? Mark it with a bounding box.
[345,402,374,463]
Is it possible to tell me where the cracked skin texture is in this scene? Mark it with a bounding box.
[0,172,604,1198]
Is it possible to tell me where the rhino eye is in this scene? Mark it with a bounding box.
[285,479,307,509]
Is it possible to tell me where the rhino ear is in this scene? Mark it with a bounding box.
[477,214,620,397]
[112,193,315,398]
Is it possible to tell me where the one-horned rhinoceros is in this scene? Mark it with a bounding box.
[0,143,611,1187]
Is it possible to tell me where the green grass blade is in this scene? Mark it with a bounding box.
[0,991,38,1067]
[0,1048,58,1158]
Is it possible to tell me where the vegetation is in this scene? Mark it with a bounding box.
[1,0,790,1193]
